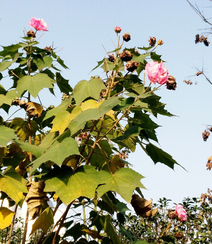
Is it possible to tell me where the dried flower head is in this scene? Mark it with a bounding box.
[123,33,131,42]
[148,37,156,47]
[108,54,115,62]
[126,61,138,72]
[119,50,133,61]
[166,75,177,90]
[27,30,36,38]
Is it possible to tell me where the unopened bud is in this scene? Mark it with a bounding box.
[157,39,164,45]
[114,26,122,33]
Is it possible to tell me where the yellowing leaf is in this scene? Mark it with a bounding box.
[0,169,27,203]
[81,100,99,111]
[0,207,15,229]
[30,207,53,234]
[51,106,81,135]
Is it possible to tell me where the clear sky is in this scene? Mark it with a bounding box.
[1,0,212,206]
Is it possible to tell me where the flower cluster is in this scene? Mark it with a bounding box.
[29,17,48,31]
[175,204,187,221]
[145,61,169,85]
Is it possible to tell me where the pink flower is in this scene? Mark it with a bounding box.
[175,204,187,222]
[145,61,169,85]
[114,26,122,33]
[29,17,48,31]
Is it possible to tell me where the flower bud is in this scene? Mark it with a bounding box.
[123,33,131,42]
[148,37,156,47]
[157,39,164,45]
[114,26,122,33]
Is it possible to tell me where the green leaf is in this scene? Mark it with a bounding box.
[150,52,162,62]
[30,207,53,234]
[104,215,121,244]
[0,90,18,106]
[33,56,53,71]
[0,167,27,203]
[131,53,149,63]
[91,59,104,72]
[97,168,145,203]
[57,56,68,69]
[30,137,79,175]
[145,143,180,169]
[15,140,45,158]
[44,166,104,205]
[56,72,72,94]
[43,98,72,121]
[16,73,55,98]
[115,126,142,141]
[0,125,16,146]
[69,97,120,135]
[73,78,105,105]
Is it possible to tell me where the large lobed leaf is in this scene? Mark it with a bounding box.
[29,137,79,175]
[73,78,105,105]
[44,166,145,204]
[16,73,55,98]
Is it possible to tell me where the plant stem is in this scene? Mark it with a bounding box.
[7,204,18,244]
[22,209,29,244]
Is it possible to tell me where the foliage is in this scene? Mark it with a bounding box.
[0,22,178,243]
[120,191,212,244]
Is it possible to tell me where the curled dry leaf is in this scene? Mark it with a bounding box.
[25,181,48,219]
[131,194,158,217]
[13,99,43,118]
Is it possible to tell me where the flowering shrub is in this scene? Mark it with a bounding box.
[145,61,169,85]
[121,194,212,243]
[0,20,178,243]
[28,17,48,31]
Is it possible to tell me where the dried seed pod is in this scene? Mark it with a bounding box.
[123,33,131,42]
[27,30,36,38]
[195,34,200,44]
[166,75,177,90]
[202,130,210,141]
[119,50,133,61]
[148,37,156,47]
[108,54,115,62]
[126,61,138,72]
[196,71,203,76]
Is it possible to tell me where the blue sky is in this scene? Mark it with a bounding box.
[1,0,212,205]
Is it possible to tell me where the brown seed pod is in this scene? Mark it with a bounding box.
[123,33,131,42]
[27,30,36,38]
[119,50,133,61]
[166,75,177,90]
[126,61,138,72]
[148,37,156,47]
[108,54,115,62]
